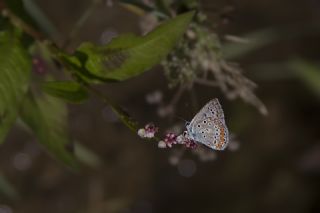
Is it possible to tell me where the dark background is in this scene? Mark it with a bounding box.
[1,0,320,212]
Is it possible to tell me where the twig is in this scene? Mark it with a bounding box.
[2,9,44,40]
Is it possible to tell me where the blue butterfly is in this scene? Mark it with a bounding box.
[185,98,229,150]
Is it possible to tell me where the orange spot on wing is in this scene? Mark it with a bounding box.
[217,122,225,150]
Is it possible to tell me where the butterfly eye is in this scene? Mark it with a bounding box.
[185,122,190,126]
[183,131,188,136]
[203,120,207,124]
[197,125,200,127]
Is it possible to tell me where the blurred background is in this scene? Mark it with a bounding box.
[1,0,320,212]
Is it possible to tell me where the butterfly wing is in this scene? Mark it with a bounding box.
[188,117,229,150]
[186,98,229,150]
[189,98,224,126]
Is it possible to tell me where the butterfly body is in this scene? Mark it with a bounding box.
[185,99,229,150]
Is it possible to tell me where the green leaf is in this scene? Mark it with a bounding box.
[42,81,89,103]
[19,92,79,169]
[0,174,19,200]
[65,11,194,82]
[288,59,320,96]
[74,142,101,168]
[0,31,31,144]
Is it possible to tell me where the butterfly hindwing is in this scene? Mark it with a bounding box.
[189,117,228,150]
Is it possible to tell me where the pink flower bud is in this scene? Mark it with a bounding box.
[137,123,159,139]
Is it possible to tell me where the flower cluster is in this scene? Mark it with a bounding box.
[184,138,198,149]
[158,132,198,149]
[137,122,240,165]
[138,123,198,149]
[161,19,267,116]
[161,133,177,148]
[137,123,159,138]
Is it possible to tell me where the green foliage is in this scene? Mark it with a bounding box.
[0,6,195,168]
[64,11,194,82]
[19,93,79,169]
[42,81,89,103]
[289,59,320,96]
[0,31,31,144]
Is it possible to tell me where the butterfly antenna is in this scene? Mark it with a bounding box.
[174,115,187,123]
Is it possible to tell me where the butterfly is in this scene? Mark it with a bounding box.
[184,98,229,150]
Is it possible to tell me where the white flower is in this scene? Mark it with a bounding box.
[158,141,167,148]
[145,131,155,138]
[137,128,146,138]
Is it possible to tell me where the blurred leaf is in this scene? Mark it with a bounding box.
[42,81,89,103]
[21,0,59,37]
[0,31,31,144]
[155,0,172,17]
[223,28,279,59]
[288,59,320,96]
[0,174,19,200]
[0,15,8,28]
[64,11,194,82]
[119,0,154,15]
[74,142,101,168]
[4,0,39,31]
[19,93,79,169]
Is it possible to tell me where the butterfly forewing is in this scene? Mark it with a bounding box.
[190,99,224,124]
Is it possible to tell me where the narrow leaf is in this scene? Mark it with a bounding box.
[0,174,19,200]
[74,142,101,168]
[64,11,194,82]
[22,0,59,37]
[0,31,31,143]
[19,92,78,169]
[289,59,320,96]
[222,28,279,59]
[42,81,88,103]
